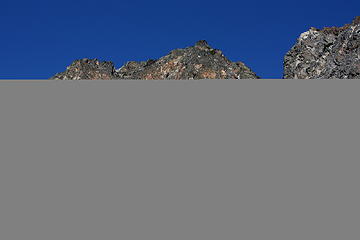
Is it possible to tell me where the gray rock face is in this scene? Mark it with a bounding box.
[284,16,360,79]
[50,40,259,80]
[50,58,117,80]
[116,40,259,79]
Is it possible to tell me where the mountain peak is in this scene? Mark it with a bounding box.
[195,40,211,48]
[51,41,259,80]
[50,58,116,80]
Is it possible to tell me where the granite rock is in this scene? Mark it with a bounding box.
[50,40,259,80]
[116,40,259,79]
[284,16,360,79]
[50,58,117,80]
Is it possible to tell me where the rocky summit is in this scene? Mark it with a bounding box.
[50,40,259,80]
[284,16,360,79]
[50,58,117,80]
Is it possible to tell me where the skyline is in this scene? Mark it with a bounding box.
[2,0,359,79]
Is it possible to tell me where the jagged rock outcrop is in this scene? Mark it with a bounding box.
[116,40,259,79]
[284,16,360,79]
[50,40,259,80]
[50,58,117,80]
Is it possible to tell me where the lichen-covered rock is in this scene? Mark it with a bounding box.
[50,40,259,80]
[50,58,117,80]
[284,16,360,79]
[116,40,259,79]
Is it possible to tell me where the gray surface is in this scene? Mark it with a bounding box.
[284,16,360,79]
[0,80,359,240]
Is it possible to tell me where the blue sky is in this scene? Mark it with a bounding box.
[1,0,359,79]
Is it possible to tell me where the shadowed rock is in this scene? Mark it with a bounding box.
[50,40,259,80]
[284,16,360,79]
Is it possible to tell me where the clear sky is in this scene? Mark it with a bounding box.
[2,0,359,79]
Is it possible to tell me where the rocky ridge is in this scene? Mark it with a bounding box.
[50,17,360,80]
[284,16,360,79]
[50,58,117,80]
[50,40,259,80]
